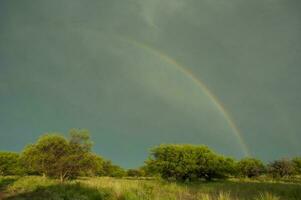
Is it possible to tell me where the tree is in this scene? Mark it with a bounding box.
[204,156,236,180]
[64,129,96,179]
[139,165,154,177]
[21,135,68,178]
[267,159,294,178]
[84,153,105,177]
[237,158,265,178]
[21,129,98,182]
[146,144,235,181]
[0,152,24,175]
[102,160,126,177]
[292,157,301,175]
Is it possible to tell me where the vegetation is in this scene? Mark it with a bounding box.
[102,160,126,178]
[1,176,300,200]
[267,159,295,178]
[21,129,100,182]
[0,129,301,199]
[146,144,235,181]
[237,158,265,178]
[126,168,145,177]
[292,157,301,175]
[0,152,24,176]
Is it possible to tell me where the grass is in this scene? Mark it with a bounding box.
[0,176,300,200]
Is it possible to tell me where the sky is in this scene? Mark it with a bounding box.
[0,0,300,168]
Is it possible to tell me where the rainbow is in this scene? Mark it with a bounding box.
[119,37,250,156]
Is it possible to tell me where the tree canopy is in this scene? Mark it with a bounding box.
[268,159,295,178]
[0,152,24,175]
[146,144,235,181]
[21,129,99,181]
[237,158,265,178]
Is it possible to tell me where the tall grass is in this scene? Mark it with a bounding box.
[1,176,300,200]
[253,192,280,200]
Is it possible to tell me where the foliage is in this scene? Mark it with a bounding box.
[267,159,295,178]
[102,160,126,177]
[292,157,301,175]
[21,129,98,181]
[1,128,301,186]
[0,152,24,176]
[139,165,155,177]
[237,158,265,178]
[146,144,235,181]
[126,168,145,177]
[86,154,105,176]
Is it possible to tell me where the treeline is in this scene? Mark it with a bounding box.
[147,144,301,181]
[0,129,126,181]
[0,129,301,182]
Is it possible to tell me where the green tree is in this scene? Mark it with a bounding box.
[146,144,234,181]
[237,158,265,178]
[21,129,98,182]
[102,160,126,177]
[139,165,154,177]
[85,154,105,176]
[292,157,301,175]
[0,152,24,175]
[268,159,294,178]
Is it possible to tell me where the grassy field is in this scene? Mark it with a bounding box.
[0,176,301,200]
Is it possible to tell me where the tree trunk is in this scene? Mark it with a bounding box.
[60,172,64,183]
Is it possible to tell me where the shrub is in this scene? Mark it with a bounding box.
[237,158,265,178]
[102,160,126,177]
[127,168,145,177]
[292,157,301,175]
[0,152,25,175]
[267,159,294,178]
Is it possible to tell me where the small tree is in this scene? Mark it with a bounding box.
[268,159,294,178]
[21,135,69,178]
[21,129,98,182]
[0,152,24,175]
[127,168,145,177]
[237,158,265,178]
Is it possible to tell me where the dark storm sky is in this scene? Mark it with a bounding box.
[0,0,300,167]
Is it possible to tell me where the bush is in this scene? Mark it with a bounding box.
[237,158,265,178]
[267,159,294,178]
[292,157,301,175]
[127,168,145,177]
[0,152,25,175]
[102,160,126,177]
[146,144,235,181]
